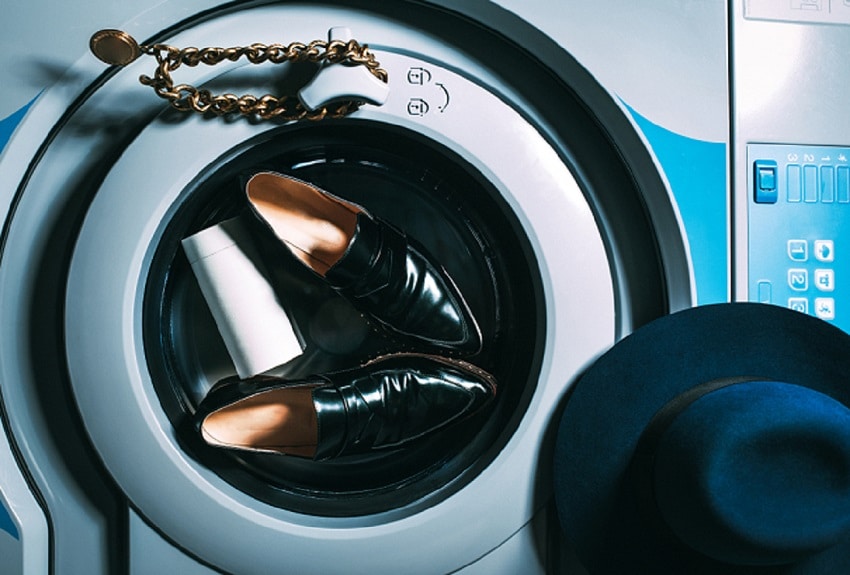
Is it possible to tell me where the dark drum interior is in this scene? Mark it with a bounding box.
[143,119,545,516]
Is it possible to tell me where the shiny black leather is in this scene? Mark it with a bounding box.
[311,354,495,459]
[324,212,482,354]
[195,354,496,461]
[246,173,482,354]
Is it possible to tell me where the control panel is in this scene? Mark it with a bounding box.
[748,143,849,333]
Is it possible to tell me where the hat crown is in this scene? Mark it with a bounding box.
[653,380,850,566]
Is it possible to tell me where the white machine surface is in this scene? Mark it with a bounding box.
[0,1,845,574]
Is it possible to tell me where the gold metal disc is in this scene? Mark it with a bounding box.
[90,29,140,66]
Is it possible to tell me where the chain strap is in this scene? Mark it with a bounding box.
[90,29,388,121]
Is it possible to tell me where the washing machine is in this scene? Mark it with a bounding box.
[1,1,842,574]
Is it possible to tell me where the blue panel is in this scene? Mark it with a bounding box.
[626,105,728,304]
[748,143,850,334]
[0,95,39,156]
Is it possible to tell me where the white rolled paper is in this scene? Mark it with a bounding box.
[181,217,304,378]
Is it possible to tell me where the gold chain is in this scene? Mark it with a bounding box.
[90,30,388,121]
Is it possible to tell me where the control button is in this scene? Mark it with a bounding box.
[814,269,835,292]
[787,239,808,261]
[788,268,809,291]
[804,165,818,202]
[838,166,850,203]
[814,239,834,262]
[753,160,778,203]
[788,297,809,314]
[821,165,835,203]
[758,281,773,303]
[787,165,802,202]
[758,165,776,190]
[815,297,835,320]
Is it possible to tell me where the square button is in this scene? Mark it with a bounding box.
[814,240,834,262]
[787,239,808,261]
[815,297,835,320]
[788,268,809,291]
[788,297,809,314]
[758,166,776,190]
[814,269,835,292]
[754,160,779,203]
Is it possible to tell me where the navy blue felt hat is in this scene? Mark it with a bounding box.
[553,303,850,574]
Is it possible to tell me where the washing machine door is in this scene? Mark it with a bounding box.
[0,1,691,573]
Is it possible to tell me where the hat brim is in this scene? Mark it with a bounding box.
[553,303,850,574]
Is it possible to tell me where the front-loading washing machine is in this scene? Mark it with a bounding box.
[2,1,844,574]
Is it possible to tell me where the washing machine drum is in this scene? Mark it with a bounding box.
[143,119,538,515]
[36,3,688,573]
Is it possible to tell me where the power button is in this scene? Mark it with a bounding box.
[754,159,779,204]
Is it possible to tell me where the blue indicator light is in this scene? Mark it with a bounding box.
[821,165,835,203]
[838,166,850,203]
[788,165,802,202]
[804,165,818,202]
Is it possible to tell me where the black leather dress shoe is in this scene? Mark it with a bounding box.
[245,171,482,354]
[195,354,496,460]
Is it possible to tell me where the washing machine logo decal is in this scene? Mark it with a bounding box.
[0,500,17,539]
[0,96,38,156]
[627,104,728,304]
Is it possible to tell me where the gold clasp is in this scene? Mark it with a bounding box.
[90,29,141,66]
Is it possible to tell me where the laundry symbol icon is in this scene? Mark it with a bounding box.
[787,239,808,261]
[815,297,835,320]
[788,269,808,291]
[407,98,430,116]
[815,240,834,262]
[815,269,835,292]
[407,67,432,85]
